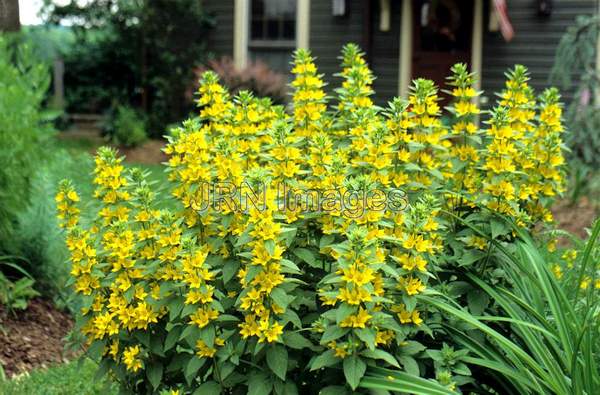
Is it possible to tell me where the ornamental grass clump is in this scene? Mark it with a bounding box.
[57,44,566,394]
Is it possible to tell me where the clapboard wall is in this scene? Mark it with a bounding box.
[480,0,596,104]
[202,0,596,105]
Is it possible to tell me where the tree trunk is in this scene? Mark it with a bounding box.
[0,0,20,32]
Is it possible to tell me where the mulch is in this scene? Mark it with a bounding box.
[552,196,597,242]
[0,299,76,378]
[118,139,168,165]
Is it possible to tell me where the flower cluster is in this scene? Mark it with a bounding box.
[58,44,566,393]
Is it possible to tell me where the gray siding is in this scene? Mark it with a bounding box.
[309,0,364,96]
[481,0,595,104]
[370,0,401,105]
[309,0,401,105]
[203,0,234,58]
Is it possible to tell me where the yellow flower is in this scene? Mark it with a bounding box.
[122,345,142,372]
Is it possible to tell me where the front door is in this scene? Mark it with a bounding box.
[412,0,474,93]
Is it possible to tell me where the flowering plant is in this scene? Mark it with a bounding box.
[57,44,565,394]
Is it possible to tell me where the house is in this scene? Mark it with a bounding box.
[203,0,596,105]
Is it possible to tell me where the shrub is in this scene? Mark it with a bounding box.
[551,14,600,167]
[0,37,53,251]
[58,44,567,394]
[0,260,39,317]
[105,105,147,148]
[194,57,288,105]
[11,147,94,311]
[46,0,214,136]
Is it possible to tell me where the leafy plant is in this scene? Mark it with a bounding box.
[0,36,54,251]
[194,57,288,105]
[104,105,147,148]
[0,259,39,317]
[551,14,600,167]
[44,0,214,136]
[10,146,94,311]
[57,44,567,394]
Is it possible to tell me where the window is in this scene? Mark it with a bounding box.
[251,0,297,47]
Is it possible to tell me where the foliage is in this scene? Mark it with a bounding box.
[104,105,147,148]
[551,14,600,167]
[195,57,288,105]
[8,146,94,310]
[0,359,117,394]
[0,36,54,251]
[44,0,213,135]
[0,259,39,317]
[57,44,567,394]
[423,218,600,394]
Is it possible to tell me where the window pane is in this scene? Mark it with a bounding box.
[282,19,295,39]
[251,0,296,41]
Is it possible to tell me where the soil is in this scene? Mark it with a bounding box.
[0,299,76,378]
[552,196,597,241]
[118,139,168,165]
[57,127,167,165]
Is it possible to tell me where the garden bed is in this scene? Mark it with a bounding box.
[0,299,75,378]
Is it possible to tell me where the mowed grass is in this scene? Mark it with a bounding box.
[0,359,117,395]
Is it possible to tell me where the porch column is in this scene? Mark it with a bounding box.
[471,0,484,99]
[234,0,250,69]
[296,0,310,50]
[398,0,413,98]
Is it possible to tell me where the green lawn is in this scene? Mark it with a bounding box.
[0,360,117,395]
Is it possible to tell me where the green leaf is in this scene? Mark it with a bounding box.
[265,239,276,256]
[399,341,426,356]
[343,354,366,390]
[426,350,444,361]
[146,362,163,390]
[270,288,295,310]
[193,381,221,395]
[222,260,239,284]
[361,349,400,368]
[293,248,318,267]
[355,328,376,350]
[185,357,205,384]
[164,325,182,351]
[247,371,273,395]
[458,249,486,266]
[491,218,507,239]
[310,349,339,370]
[282,226,297,247]
[320,326,348,344]
[360,367,455,395]
[283,331,313,350]
[266,345,288,380]
[467,289,489,316]
[319,386,349,395]
[398,355,420,376]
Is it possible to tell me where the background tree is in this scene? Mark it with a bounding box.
[0,0,20,32]
[43,0,213,136]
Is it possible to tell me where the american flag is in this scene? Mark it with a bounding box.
[493,0,515,42]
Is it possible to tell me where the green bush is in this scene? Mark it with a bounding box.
[0,36,53,251]
[46,0,214,135]
[105,105,147,148]
[11,147,94,310]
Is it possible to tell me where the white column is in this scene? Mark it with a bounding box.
[471,0,484,97]
[234,0,250,69]
[296,0,310,49]
[398,0,413,98]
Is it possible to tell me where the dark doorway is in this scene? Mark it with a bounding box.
[412,0,474,92]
